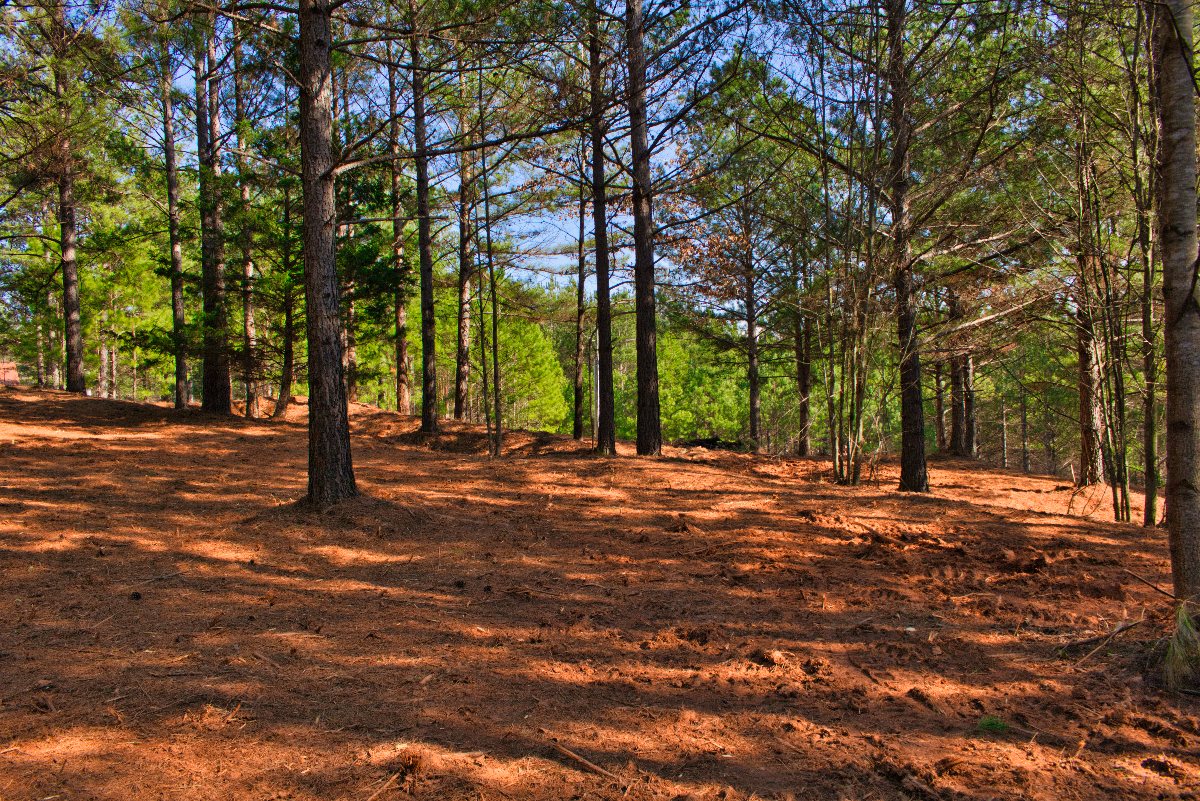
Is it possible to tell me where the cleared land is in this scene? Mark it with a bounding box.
[0,387,1196,800]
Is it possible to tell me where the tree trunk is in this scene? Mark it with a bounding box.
[233,26,258,417]
[1001,405,1008,468]
[160,41,188,409]
[1021,385,1031,472]
[795,310,811,457]
[625,0,661,456]
[52,3,84,394]
[573,147,588,441]
[387,45,411,416]
[1154,0,1200,603]
[274,284,296,419]
[411,28,438,433]
[477,66,502,456]
[1077,306,1104,485]
[589,0,616,456]
[886,0,928,491]
[195,29,231,414]
[274,186,296,419]
[454,147,474,420]
[934,362,946,451]
[949,357,966,455]
[299,0,357,505]
[964,354,977,458]
[745,266,760,452]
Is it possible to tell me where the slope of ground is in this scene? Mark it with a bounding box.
[0,387,1196,801]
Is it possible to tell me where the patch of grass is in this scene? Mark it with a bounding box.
[977,715,1010,735]
[1164,604,1200,690]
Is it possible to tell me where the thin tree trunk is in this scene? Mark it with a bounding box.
[1001,405,1008,468]
[1077,306,1105,485]
[964,354,977,458]
[795,310,811,457]
[625,0,661,456]
[573,144,588,441]
[589,0,616,455]
[745,266,760,452]
[886,0,927,491]
[410,25,438,433]
[99,342,109,397]
[453,66,475,421]
[950,358,966,455]
[386,45,411,416]
[53,1,84,393]
[1154,0,1200,603]
[1021,385,1031,472]
[233,25,258,417]
[160,41,188,409]
[195,27,231,414]
[478,66,502,456]
[274,285,296,419]
[299,0,356,505]
[934,361,946,451]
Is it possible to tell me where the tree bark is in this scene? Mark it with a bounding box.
[299,0,357,505]
[1154,0,1200,604]
[52,1,84,394]
[964,354,977,458]
[1077,305,1105,485]
[950,357,965,455]
[160,41,188,409]
[886,0,928,491]
[795,309,811,457]
[410,27,438,433]
[745,266,760,452]
[454,141,475,420]
[589,0,616,456]
[386,44,411,416]
[625,0,661,456]
[934,362,946,451]
[573,145,588,441]
[195,26,231,414]
[233,25,258,417]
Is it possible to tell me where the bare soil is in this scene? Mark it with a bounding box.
[0,387,1197,801]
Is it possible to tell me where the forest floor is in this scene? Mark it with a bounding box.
[0,387,1197,801]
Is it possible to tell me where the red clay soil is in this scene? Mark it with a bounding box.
[0,387,1197,801]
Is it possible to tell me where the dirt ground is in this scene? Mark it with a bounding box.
[0,387,1197,801]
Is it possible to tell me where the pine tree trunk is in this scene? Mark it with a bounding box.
[745,267,760,452]
[387,46,411,416]
[274,284,295,419]
[411,28,438,433]
[1154,0,1200,603]
[795,311,811,457]
[160,41,188,410]
[1021,385,1031,473]
[950,357,966,455]
[886,0,927,491]
[299,0,357,506]
[195,28,231,414]
[589,0,616,456]
[454,151,474,420]
[625,0,661,456]
[934,362,946,451]
[1077,306,1104,486]
[233,27,258,417]
[964,354,977,458]
[573,152,588,441]
[52,2,84,394]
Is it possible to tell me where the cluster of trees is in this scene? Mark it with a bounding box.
[2,0,1200,601]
